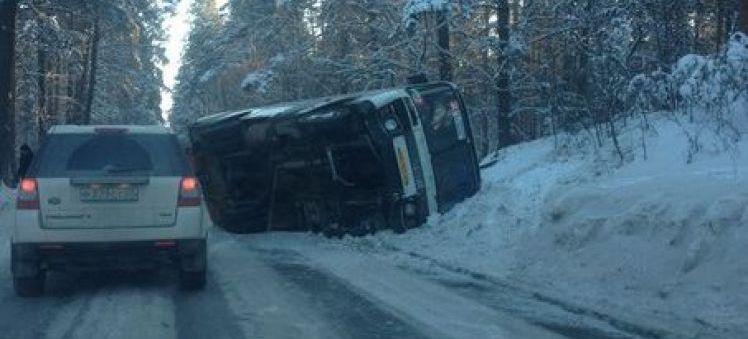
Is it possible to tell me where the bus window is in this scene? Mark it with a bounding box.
[412,88,468,153]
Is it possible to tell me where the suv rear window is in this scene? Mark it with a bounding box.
[30,133,190,178]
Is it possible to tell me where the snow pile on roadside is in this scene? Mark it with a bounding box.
[0,183,14,278]
[323,111,748,336]
[519,122,748,335]
[0,183,13,232]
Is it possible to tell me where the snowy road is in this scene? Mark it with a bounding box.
[0,228,566,339]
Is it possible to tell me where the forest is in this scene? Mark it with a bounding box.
[1,0,747,182]
[0,2,748,335]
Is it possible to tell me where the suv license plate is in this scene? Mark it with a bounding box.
[79,185,139,202]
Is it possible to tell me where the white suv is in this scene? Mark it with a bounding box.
[12,125,208,296]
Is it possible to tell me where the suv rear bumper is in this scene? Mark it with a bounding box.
[11,239,206,274]
[13,207,206,243]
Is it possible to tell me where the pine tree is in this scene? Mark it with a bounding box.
[0,0,17,182]
[90,0,168,125]
[170,0,222,133]
[740,0,748,33]
[495,0,512,148]
[168,0,743,154]
[10,0,170,154]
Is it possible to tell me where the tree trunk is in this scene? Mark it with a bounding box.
[481,6,491,155]
[716,0,725,49]
[740,0,748,34]
[37,30,47,140]
[496,0,512,149]
[436,9,452,81]
[336,1,351,93]
[72,36,90,124]
[0,0,17,182]
[83,2,100,125]
[693,1,704,53]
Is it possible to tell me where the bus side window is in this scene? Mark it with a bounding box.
[413,87,469,153]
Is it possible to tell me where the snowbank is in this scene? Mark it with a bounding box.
[316,111,748,336]
[0,183,14,279]
[518,121,748,335]
[0,183,13,229]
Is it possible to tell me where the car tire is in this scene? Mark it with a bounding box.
[179,269,206,291]
[219,218,267,234]
[322,223,345,239]
[179,242,207,291]
[13,272,45,297]
[390,203,408,234]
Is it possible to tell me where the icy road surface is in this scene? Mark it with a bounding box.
[0,229,565,339]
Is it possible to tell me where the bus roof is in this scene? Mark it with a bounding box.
[191,82,456,130]
[48,125,171,135]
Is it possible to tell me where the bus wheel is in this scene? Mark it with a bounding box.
[389,203,408,234]
[322,223,345,239]
[349,212,385,237]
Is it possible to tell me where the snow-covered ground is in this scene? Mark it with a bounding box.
[1,118,745,338]
[0,183,14,269]
[0,181,563,339]
[242,112,748,338]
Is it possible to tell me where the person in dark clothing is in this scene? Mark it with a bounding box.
[17,144,34,180]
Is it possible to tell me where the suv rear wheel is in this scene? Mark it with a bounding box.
[179,269,206,290]
[13,272,45,297]
[179,240,207,291]
[12,245,45,297]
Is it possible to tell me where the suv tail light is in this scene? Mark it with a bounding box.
[17,178,40,210]
[178,177,202,207]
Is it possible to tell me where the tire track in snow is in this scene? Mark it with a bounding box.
[0,252,77,339]
[209,239,346,339]
[173,266,245,339]
[0,288,69,339]
[380,244,721,339]
[309,235,669,338]
[43,272,176,339]
[249,245,563,339]
[264,257,433,339]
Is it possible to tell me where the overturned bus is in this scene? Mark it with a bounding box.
[189,82,481,236]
